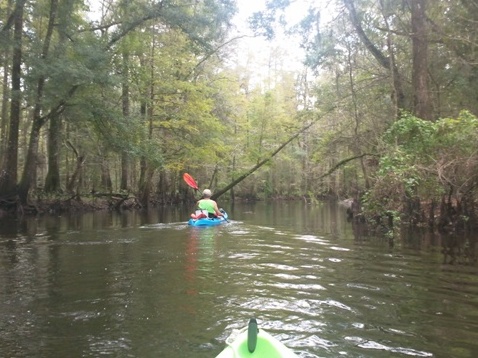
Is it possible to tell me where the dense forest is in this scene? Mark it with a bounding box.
[0,0,477,232]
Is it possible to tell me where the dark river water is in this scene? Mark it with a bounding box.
[1,201,477,358]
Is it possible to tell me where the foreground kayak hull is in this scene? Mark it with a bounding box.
[216,320,299,358]
[188,211,228,227]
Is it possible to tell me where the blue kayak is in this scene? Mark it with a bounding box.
[188,210,228,227]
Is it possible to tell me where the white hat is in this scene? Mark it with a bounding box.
[202,189,212,197]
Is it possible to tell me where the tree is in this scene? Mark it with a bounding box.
[409,0,432,120]
[0,0,14,156]
[342,0,406,113]
[0,0,25,197]
[44,0,77,193]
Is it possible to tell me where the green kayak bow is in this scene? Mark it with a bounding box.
[216,319,299,358]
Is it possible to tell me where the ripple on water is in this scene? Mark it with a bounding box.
[291,333,337,351]
[259,263,298,271]
[345,336,433,357]
[228,229,251,235]
[88,336,131,355]
[293,234,330,245]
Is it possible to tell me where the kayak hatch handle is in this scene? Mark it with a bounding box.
[247,318,258,353]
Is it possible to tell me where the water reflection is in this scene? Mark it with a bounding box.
[185,227,221,296]
[441,234,478,265]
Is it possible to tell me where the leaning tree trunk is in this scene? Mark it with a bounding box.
[212,117,321,200]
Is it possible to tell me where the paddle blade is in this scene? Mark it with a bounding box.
[183,173,199,190]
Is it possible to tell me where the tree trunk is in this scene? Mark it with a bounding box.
[0,0,24,197]
[343,0,405,111]
[379,0,400,119]
[67,155,85,194]
[137,87,151,205]
[346,40,371,190]
[409,0,432,120]
[138,54,149,200]
[18,119,45,202]
[137,41,156,204]
[101,157,112,192]
[138,165,154,206]
[120,50,130,191]
[44,113,62,192]
[18,0,58,203]
[44,0,74,193]
[65,141,85,193]
[0,0,13,156]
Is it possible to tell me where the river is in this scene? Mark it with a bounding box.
[0,201,477,357]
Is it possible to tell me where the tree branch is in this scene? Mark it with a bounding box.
[318,153,379,180]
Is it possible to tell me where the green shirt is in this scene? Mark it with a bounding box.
[198,199,216,214]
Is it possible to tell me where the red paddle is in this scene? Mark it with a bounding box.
[183,173,199,190]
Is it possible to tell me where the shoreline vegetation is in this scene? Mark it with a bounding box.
[0,192,475,236]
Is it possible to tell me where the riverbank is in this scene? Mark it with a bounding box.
[0,193,142,217]
[2,192,477,238]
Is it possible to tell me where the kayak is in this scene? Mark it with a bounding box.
[188,210,228,227]
[216,319,299,358]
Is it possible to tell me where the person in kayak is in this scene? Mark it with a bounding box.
[194,189,224,219]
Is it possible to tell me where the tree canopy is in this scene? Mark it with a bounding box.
[1,0,478,231]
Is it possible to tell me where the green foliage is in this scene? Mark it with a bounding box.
[4,0,478,204]
[383,113,436,152]
[364,111,478,219]
[382,111,478,165]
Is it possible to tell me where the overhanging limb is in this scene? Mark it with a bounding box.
[212,109,335,200]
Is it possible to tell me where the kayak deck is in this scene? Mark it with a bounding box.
[216,319,299,358]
